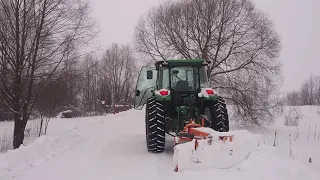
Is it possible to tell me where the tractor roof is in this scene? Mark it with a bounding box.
[155,59,211,69]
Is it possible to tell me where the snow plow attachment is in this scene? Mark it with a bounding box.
[172,122,262,172]
[173,120,234,172]
[174,120,233,147]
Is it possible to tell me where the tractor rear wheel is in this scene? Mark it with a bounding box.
[145,97,166,153]
[204,96,229,132]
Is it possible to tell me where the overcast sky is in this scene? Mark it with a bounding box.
[88,0,320,94]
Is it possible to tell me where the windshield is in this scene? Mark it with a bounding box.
[159,66,210,91]
[170,66,199,91]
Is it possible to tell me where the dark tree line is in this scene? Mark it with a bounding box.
[34,43,137,117]
[134,0,282,124]
[284,75,320,106]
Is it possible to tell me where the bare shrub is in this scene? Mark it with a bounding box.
[273,129,279,147]
[294,127,300,141]
[25,120,41,139]
[284,107,301,126]
[289,134,294,159]
[0,129,13,152]
[38,112,51,137]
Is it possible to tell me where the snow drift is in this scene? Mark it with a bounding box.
[0,107,320,180]
[173,129,262,171]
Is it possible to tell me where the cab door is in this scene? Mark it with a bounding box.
[134,66,157,110]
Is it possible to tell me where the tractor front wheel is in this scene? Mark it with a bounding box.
[204,96,229,132]
[145,97,166,153]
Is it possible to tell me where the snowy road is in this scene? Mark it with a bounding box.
[1,108,320,180]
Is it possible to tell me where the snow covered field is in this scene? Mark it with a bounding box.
[0,106,320,180]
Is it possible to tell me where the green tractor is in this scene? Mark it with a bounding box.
[134,59,229,153]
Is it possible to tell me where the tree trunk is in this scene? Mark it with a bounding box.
[13,116,27,149]
[39,115,44,137]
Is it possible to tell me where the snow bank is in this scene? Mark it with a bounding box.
[1,107,320,180]
[258,106,320,171]
[0,129,83,178]
[238,148,320,180]
[173,129,262,171]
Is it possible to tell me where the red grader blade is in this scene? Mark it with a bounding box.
[173,119,234,172]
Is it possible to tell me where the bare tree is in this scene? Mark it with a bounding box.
[300,81,310,105]
[79,54,101,115]
[134,0,282,124]
[0,0,95,148]
[101,44,138,106]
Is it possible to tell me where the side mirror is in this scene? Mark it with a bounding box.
[146,70,153,79]
[135,90,140,96]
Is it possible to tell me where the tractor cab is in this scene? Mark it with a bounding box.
[154,61,210,92]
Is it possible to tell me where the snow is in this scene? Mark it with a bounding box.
[173,129,261,171]
[0,106,320,180]
[251,106,320,172]
[56,110,72,118]
[0,121,14,135]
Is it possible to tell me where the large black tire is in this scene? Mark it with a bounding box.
[145,97,166,153]
[204,96,229,132]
